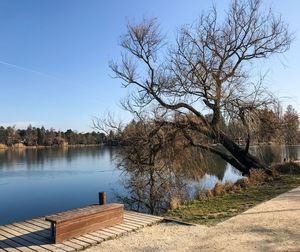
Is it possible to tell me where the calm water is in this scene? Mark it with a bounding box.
[0,145,299,225]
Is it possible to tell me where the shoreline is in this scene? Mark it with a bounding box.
[0,143,105,150]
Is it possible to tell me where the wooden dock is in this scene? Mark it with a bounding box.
[0,210,163,252]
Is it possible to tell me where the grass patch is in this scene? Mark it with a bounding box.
[164,163,300,226]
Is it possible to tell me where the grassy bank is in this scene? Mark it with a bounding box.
[164,162,300,226]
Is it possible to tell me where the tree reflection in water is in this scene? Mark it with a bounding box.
[0,147,108,169]
[115,143,300,214]
[113,119,229,214]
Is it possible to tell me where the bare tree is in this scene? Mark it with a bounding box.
[114,118,204,214]
[110,0,292,174]
[282,105,299,144]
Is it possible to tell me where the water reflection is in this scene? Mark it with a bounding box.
[0,146,121,225]
[0,145,299,223]
[0,147,111,170]
[115,149,236,214]
[115,145,300,214]
[250,145,300,166]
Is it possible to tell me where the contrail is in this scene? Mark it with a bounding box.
[0,60,62,81]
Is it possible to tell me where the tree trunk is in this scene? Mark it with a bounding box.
[218,133,271,175]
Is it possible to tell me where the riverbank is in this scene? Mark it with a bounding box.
[0,143,105,150]
[85,182,300,252]
[164,162,300,225]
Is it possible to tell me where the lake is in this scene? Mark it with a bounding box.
[0,145,299,225]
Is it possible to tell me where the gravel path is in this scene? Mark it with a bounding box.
[85,186,300,252]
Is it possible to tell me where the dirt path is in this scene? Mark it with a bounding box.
[85,186,300,251]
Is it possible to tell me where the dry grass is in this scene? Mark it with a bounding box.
[272,161,300,174]
[170,197,181,210]
[235,177,250,189]
[206,189,214,198]
[224,181,235,192]
[0,144,8,149]
[212,182,225,196]
[164,164,300,225]
[12,143,25,149]
[249,169,267,184]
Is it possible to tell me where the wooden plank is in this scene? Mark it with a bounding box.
[17,222,51,236]
[123,220,142,227]
[94,229,116,239]
[124,216,150,225]
[114,224,135,231]
[124,213,160,223]
[25,220,49,229]
[0,235,22,252]
[11,223,50,238]
[55,208,123,233]
[11,223,74,252]
[0,229,47,252]
[22,221,80,251]
[122,221,142,228]
[0,242,8,252]
[0,232,43,252]
[48,204,124,243]
[124,211,162,220]
[55,215,123,243]
[82,233,104,243]
[126,211,163,219]
[100,227,123,236]
[86,231,108,241]
[90,230,112,240]
[106,226,127,234]
[72,236,97,246]
[80,234,100,243]
[0,210,161,252]
[59,240,83,251]
[118,223,139,231]
[46,204,123,223]
[124,214,163,223]
[25,221,90,249]
[123,218,148,227]
[1,225,64,252]
[24,221,50,231]
[124,213,163,222]
[68,238,90,248]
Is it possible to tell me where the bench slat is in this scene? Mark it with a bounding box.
[45,203,124,243]
[45,203,123,223]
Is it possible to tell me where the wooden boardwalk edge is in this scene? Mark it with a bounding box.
[0,211,164,252]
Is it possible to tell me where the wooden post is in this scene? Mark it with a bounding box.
[99,192,106,205]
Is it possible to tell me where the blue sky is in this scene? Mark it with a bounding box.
[0,0,299,132]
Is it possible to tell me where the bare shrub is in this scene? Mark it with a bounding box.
[197,192,207,200]
[249,169,267,184]
[206,189,214,198]
[272,161,300,174]
[169,197,181,210]
[213,182,226,196]
[224,181,235,192]
[235,178,250,189]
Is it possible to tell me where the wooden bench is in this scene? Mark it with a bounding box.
[45,203,124,243]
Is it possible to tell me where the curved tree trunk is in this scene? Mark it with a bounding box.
[218,132,271,175]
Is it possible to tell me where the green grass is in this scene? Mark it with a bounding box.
[164,173,300,226]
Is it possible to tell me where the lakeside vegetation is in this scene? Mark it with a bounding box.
[0,126,118,148]
[1,103,299,150]
[164,162,300,225]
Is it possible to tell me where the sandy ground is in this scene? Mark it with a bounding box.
[85,186,300,252]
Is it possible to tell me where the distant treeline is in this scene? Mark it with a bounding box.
[1,105,299,148]
[0,126,117,147]
[112,105,300,146]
